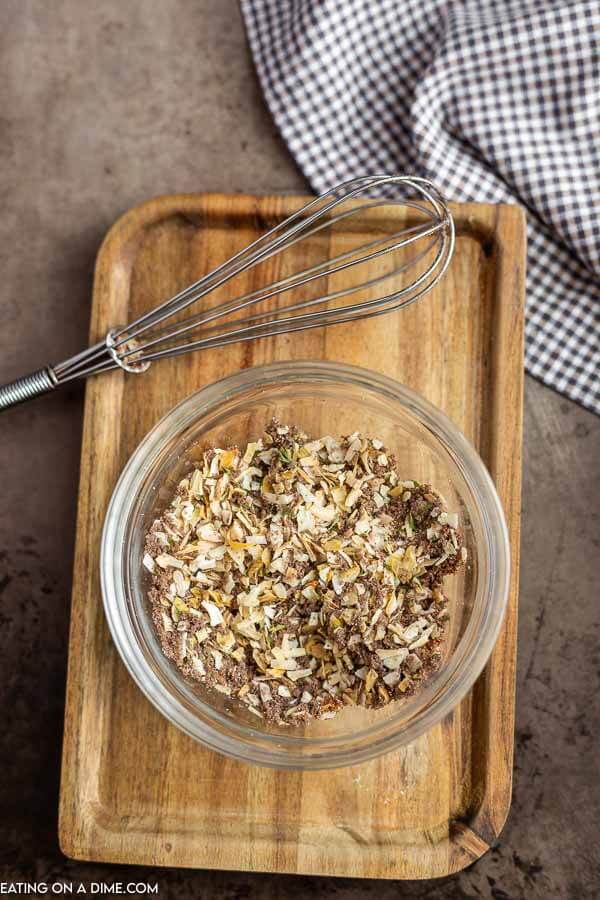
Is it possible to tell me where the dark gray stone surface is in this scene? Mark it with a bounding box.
[0,1,598,897]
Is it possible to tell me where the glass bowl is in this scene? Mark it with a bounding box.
[101,361,509,769]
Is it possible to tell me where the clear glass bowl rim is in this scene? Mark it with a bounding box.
[101,360,510,769]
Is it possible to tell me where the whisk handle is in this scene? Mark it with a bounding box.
[0,367,57,411]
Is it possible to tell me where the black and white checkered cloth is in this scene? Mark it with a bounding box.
[241,0,600,414]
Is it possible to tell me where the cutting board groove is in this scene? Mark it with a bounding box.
[59,193,525,879]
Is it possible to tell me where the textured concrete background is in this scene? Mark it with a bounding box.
[0,1,599,898]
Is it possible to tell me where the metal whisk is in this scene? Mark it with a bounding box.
[0,175,454,412]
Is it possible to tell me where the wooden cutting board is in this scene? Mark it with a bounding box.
[58,192,525,879]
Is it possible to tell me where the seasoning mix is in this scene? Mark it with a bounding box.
[144,421,465,725]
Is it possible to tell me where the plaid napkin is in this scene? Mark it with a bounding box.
[241,0,600,414]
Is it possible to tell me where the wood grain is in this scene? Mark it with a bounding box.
[58,193,525,879]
